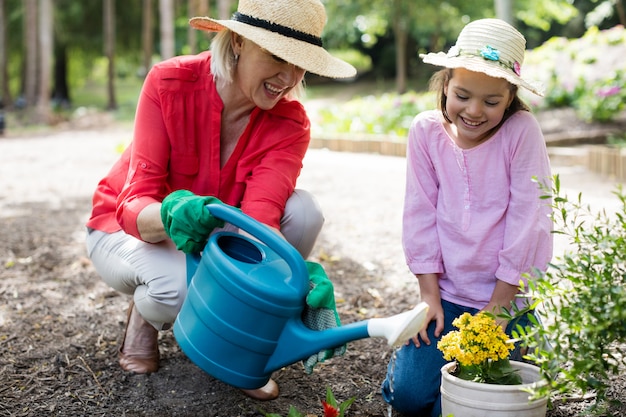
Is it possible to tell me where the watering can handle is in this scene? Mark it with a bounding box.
[205,203,309,287]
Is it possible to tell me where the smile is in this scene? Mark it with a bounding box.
[264,82,285,96]
[461,116,485,127]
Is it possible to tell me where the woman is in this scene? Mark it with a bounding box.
[85,0,355,401]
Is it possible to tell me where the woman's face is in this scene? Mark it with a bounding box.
[233,37,305,110]
[443,68,514,148]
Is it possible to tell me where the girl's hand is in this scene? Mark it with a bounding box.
[482,279,520,329]
[409,273,443,347]
[409,297,443,347]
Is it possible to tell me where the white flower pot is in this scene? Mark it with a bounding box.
[440,361,548,417]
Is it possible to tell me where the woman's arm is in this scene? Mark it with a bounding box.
[136,202,167,243]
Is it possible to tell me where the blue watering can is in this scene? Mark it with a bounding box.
[173,204,429,390]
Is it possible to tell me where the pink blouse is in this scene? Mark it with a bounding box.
[403,110,553,309]
[87,51,310,239]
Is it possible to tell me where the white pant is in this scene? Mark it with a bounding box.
[85,190,324,330]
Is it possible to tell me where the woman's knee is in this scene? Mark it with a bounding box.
[280,189,324,258]
[134,282,187,327]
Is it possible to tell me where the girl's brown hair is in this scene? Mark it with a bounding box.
[429,68,530,125]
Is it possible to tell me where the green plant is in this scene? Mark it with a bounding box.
[575,70,626,122]
[511,175,626,414]
[606,132,626,148]
[524,25,626,120]
[438,312,522,385]
[262,386,355,417]
[541,72,586,109]
[310,91,435,138]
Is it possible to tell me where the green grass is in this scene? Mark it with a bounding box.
[71,76,143,122]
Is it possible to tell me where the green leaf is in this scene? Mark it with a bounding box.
[286,405,305,417]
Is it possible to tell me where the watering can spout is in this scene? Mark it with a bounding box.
[173,204,429,390]
[265,302,429,373]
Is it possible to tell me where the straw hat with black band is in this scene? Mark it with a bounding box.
[420,18,544,96]
[190,0,357,79]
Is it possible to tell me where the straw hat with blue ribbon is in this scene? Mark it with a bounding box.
[420,18,543,96]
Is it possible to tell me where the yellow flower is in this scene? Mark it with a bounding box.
[438,312,520,384]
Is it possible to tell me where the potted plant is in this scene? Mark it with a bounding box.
[437,312,548,417]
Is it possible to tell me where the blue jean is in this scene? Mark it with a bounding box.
[381,300,531,417]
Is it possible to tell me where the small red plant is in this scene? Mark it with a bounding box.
[262,386,355,417]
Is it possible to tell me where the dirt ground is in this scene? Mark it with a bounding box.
[1,110,626,417]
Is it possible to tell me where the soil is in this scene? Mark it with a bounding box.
[1,109,626,417]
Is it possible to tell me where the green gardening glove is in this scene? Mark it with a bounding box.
[302,261,346,374]
[160,189,226,254]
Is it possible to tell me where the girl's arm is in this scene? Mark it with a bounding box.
[411,273,444,347]
[482,279,520,326]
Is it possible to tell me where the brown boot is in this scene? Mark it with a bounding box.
[118,300,160,374]
[241,378,279,401]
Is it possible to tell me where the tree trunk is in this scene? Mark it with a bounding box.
[393,23,408,94]
[218,0,231,19]
[495,0,514,25]
[0,0,11,107]
[37,0,52,124]
[187,0,210,54]
[616,0,626,27]
[104,0,117,110]
[159,0,175,60]
[52,44,70,107]
[392,0,408,94]
[188,0,198,54]
[23,0,37,107]
[142,0,154,77]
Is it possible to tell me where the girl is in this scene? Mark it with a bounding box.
[382,18,553,416]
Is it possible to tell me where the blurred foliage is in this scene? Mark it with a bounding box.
[309,91,435,138]
[306,24,626,137]
[4,0,625,130]
[524,25,626,122]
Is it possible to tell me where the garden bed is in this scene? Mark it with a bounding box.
[1,124,625,416]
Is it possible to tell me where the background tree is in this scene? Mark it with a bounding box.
[104,0,117,110]
[187,0,210,55]
[218,0,232,19]
[37,0,52,122]
[584,0,626,26]
[495,0,514,23]
[0,0,10,106]
[23,0,37,108]
[617,0,626,25]
[159,0,175,60]
[142,0,154,77]
[390,0,410,93]
[1,0,623,125]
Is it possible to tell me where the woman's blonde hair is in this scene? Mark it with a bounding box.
[210,29,305,99]
[430,68,529,125]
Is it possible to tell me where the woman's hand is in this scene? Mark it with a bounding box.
[160,190,226,253]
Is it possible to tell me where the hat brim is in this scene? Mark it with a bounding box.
[421,52,544,97]
[190,17,356,79]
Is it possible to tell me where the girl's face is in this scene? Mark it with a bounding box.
[443,68,514,148]
[233,37,305,110]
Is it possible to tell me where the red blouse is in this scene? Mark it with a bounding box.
[87,51,311,239]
